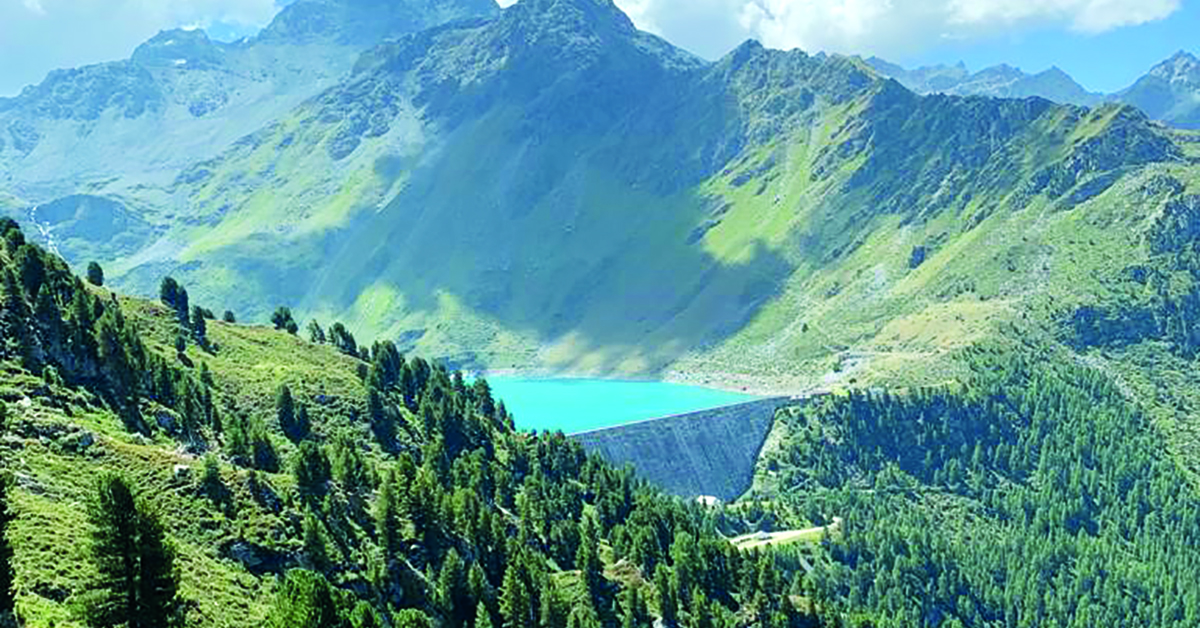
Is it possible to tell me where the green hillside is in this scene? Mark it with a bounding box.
[26,0,1184,399]
[748,341,1200,626]
[0,220,805,627]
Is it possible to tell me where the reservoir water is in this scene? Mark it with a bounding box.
[484,376,760,433]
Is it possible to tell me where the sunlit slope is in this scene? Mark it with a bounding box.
[108,0,1197,388]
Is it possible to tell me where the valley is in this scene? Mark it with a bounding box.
[2,0,1200,626]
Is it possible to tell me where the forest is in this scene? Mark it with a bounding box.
[0,219,806,627]
[760,340,1200,626]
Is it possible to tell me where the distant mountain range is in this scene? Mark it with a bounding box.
[0,0,498,199]
[0,0,1198,394]
[867,51,1200,129]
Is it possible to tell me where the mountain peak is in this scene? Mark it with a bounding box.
[131,28,225,70]
[1150,50,1200,83]
[259,0,499,45]
[502,0,636,37]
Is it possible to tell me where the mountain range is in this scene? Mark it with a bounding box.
[0,0,1198,398]
[4,0,1200,625]
[867,51,1200,129]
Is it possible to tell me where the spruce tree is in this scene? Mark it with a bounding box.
[577,515,603,603]
[87,262,104,287]
[375,469,405,561]
[499,559,532,628]
[268,570,345,628]
[302,513,331,573]
[159,277,179,308]
[276,384,295,437]
[307,320,326,344]
[191,305,207,347]
[0,473,15,618]
[475,601,494,628]
[83,474,178,628]
[654,564,677,628]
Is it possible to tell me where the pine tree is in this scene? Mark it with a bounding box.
[302,513,331,573]
[0,473,15,618]
[437,548,470,625]
[577,515,603,603]
[308,320,326,344]
[174,287,190,328]
[654,564,677,628]
[375,469,406,561]
[499,559,532,628]
[475,601,494,628]
[272,307,298,334]
[159,277,179,308]
[294,442,332,502]
[191,305,207,347]
[83,474,179,628]
[87,262,104,287]
[276,384,296,438]
[267,570,345,628]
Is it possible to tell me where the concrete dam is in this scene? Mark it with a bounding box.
[570,397,795,502]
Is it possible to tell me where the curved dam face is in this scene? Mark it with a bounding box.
[570,397,795,501]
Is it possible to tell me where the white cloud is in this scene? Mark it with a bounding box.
[0,0,279,96]
[499,0,1179,60]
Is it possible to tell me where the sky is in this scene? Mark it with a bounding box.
[0,0,1195,97]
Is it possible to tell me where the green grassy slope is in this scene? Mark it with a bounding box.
[81,0,1196,401]
[0,220,808,627]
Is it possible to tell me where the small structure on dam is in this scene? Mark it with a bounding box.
[571,397,795,502]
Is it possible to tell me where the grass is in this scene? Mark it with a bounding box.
[729,517,843,551]
[1,290,377,627]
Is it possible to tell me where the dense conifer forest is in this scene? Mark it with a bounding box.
[757,342,1200,626]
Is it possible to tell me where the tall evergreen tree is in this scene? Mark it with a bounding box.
[307,320,326,344]
[276,384,296,437]
[0,473,15,618]
[86,262,105,287]
[374,469,406,561]
[268,570,346,628]
[272,307,298,335]
[158,277,179,308]
[82,474,179,628]
[577,515,603,603]
[191,305,207,347]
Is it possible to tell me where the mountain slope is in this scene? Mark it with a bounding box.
[4,0,1199,402]
[1115,51,1200,130]
[0,219,805,627]
[0,0,499,215]
[82,0,1193,396]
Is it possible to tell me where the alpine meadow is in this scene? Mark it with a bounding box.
[2,0,1200,626]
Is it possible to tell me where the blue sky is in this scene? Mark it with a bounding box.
[902,1,1199,93]
[1,0,1195,97]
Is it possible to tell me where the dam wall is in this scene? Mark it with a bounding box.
[571,397,796,502]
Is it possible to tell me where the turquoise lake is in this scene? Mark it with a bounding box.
[483,376,761,433]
